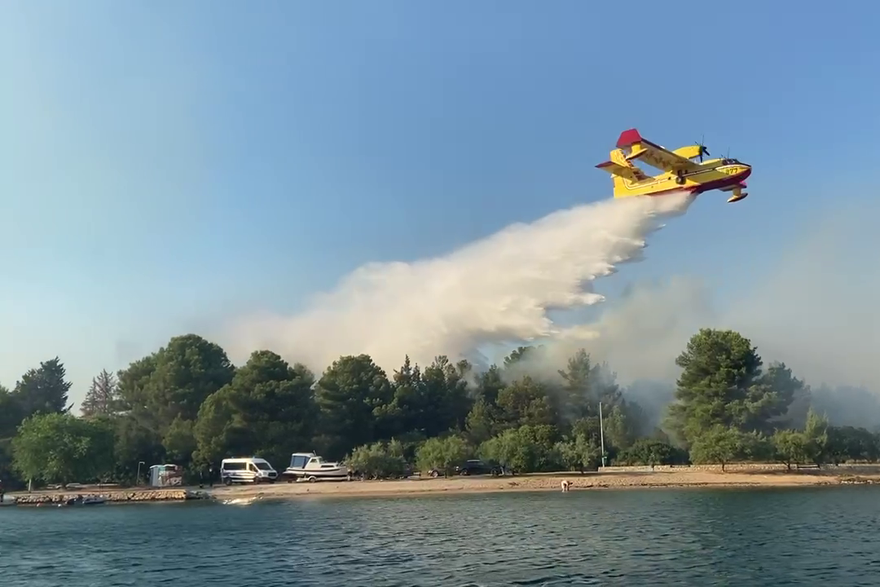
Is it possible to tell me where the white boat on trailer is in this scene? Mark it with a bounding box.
[281,452,349,483]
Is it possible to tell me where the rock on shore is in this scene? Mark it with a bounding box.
[10,489,211,506]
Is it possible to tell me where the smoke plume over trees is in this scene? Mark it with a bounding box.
[0,327,877,488]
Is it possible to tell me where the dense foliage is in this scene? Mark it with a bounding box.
[1,328,878,488]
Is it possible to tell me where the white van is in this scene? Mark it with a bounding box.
[220,457,278,485]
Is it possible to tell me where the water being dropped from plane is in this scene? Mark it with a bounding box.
[225,191,696,372]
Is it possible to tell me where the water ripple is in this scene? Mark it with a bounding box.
[1,487,880,586]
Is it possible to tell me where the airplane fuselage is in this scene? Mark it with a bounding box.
[597,129,753,204]
[612,157,751,203]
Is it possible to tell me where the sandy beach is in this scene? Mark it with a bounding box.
[208,464,880,502]
[6,465,879,506]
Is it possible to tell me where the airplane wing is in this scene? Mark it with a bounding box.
[617,129,703,173]
[595,159,651,182]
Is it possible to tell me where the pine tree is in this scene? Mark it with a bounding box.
[80,369,120,417]
[13,357,73,417]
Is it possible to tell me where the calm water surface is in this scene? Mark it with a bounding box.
[2,486,879,586]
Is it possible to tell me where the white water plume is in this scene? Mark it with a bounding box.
[226,192,696,373]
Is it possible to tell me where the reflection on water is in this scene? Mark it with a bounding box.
[2,487,880,586]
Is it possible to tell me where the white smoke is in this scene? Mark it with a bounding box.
[529,275,716,384]
[554,197,880,394]
[225,192,696,374]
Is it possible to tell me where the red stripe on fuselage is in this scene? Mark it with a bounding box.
[639,168,751,197]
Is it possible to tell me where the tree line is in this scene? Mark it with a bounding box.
[1,328,878,488]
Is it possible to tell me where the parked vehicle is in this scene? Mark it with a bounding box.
[427,459,501,478]
[220,457,278,485]
[57,495,106,507]
[149,464,183,488]
[280,452,349,483]
[456,459,499,476]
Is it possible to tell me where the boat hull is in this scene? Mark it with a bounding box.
[281,467,349,482]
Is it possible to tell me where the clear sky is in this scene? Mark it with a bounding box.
[3,1,879,406]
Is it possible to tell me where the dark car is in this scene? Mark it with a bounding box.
[455,459,498,476]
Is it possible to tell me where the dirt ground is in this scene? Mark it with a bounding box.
[206,467,879,502]
[8,466,876,506]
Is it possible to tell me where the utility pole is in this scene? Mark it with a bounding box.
[599,401,606,468]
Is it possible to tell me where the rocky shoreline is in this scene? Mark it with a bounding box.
[6,489,212,507]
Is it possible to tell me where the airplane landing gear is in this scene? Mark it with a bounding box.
[727,188,748,203]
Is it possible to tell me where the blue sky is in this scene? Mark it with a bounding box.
[3,1,879,406]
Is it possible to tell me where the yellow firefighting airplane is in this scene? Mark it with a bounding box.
[596,129,752,203]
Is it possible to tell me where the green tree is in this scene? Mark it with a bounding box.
[503,346,538,369]
[116,334,235,465]
[496,376,555,428]
[738,430,773,462]
[557,350,624,421]
[416,435,471,476]
[7,323,862,486]
[191,388,237,467]
[0,385,22,439]
[163,415,197,463]
[314,354,393,458]
[81,369,121,418]
[378,355,424,439]
[784,381,813,431]
[465,398,503,445]
[772,429,808,470]
[803,408,829,467]
[419,356,473,437]
[112,414,165,484]
[13,357,73,417]
[826,426,880,464]
[382,356,473,440]
[463,366,508,444]
[567,416,605,463]
[689,425,745,471]
[12,413,115,485]
[558,348,594,418]
[479,425,559,474]
[115,354,157,414]
[0,437,14,489]
[194,350,317,468]
[346,440,407,479]
[0,386,22,486]
[666,329,795,445]
[602,402,638,452]
[616,439,679,468]
[756,362,806,433]
[555,433,601,473]
[474,365,505,405]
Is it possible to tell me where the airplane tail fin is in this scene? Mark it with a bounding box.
[611,175,632,198]
[611,175,652,199]
[596,149,651,198]
[616,128,643,149]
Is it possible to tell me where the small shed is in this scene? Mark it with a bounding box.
[149,464,183,488]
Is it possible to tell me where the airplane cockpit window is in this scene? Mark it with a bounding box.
[721,158,740,165]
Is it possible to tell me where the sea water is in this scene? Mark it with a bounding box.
[1,486,878,586]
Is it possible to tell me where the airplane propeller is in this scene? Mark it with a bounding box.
[695,134,710,162]
[697,144,710,161]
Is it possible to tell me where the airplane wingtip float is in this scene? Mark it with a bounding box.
[596,129,751,204]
